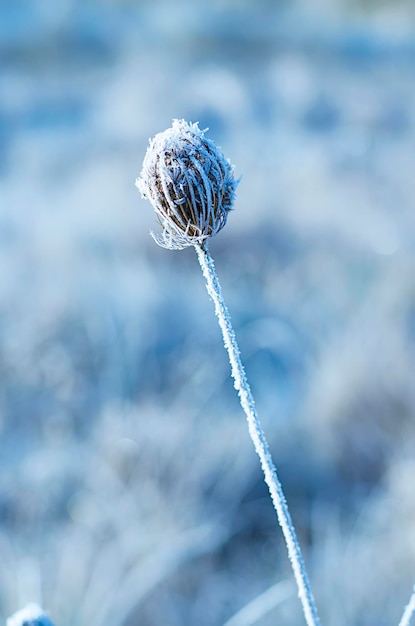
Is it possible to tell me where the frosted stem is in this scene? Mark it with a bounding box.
[398,586,415,626]
[195,243,321,626]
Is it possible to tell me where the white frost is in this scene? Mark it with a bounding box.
[7,605,47,626]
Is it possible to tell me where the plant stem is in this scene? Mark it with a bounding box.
[195,242,321,626]
[399,586,415,626]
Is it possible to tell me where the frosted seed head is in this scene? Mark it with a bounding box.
[136,119,237,249]
[7,605,55,626]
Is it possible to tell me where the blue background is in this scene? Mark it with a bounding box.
[1,1,415,625]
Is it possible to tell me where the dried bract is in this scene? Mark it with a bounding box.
[136,119,237,249]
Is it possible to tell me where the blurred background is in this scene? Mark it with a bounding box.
[1,0,415,624]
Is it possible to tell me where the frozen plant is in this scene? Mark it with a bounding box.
[399,586,415,626]
[7,605,55,626]
[136,119,321,626]
[137,119,236,250]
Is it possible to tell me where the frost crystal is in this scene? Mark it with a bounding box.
[136,119,237,249]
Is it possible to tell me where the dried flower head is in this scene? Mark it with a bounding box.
[7,605,55,626]
[136,119,237,249]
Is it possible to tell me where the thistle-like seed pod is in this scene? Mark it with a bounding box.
[7,605,55,626]
[136,119,237,249]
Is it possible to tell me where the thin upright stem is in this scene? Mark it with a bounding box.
[399,586,415,626]
[195,243,321,626]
